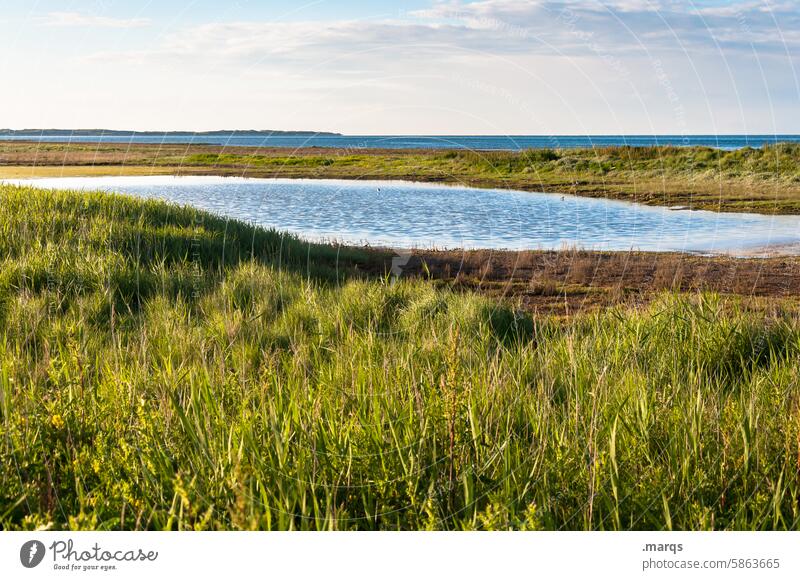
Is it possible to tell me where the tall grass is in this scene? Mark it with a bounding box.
[1,184,799,530]
[176,143,800,181]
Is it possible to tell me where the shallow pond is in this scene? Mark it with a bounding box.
[8,176,800,254]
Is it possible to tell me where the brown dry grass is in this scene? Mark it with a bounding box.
[397,248,800,316]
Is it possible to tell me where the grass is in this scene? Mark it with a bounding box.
[2,183,800,530]
[3,141,800,213]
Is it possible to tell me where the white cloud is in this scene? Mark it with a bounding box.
[82,0,800,70]
[39,11,150,29]
[8,1,800,134]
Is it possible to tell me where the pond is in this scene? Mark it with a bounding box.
[8,176,800,254]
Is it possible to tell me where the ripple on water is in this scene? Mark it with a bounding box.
[6,176,800,254]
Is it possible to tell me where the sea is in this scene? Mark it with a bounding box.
[1,134,799,151]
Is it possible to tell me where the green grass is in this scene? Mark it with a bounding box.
[4,141,800,213]
[175,143,800,181]
[170,143,800,214]
[1,183,800,530]
[172,143,800,179]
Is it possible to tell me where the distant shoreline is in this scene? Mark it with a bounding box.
[2,140,799,215]
[0,129,342,137]
[1,132,799,151]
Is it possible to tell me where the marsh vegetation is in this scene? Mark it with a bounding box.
[3,142,800,213]
[1,184,800,530]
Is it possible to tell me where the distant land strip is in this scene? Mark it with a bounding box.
[1,140,799,215]
[0,128,341,137]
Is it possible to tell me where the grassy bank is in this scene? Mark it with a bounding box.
[2,184,800,530]
[3,141,800,214]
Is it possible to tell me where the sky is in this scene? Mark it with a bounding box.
[0,0,798,135]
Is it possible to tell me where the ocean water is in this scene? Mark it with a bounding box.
[1,134,799,150]
[8,176,799,254]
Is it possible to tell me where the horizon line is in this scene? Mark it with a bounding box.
[2,129,800,138]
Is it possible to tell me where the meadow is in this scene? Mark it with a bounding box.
[3,141,800,213]
[1,183,800,530]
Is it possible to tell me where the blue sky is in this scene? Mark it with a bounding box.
[1,1,798,134]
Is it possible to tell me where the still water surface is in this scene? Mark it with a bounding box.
[9,176,800,253]
[3,134,800,150]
